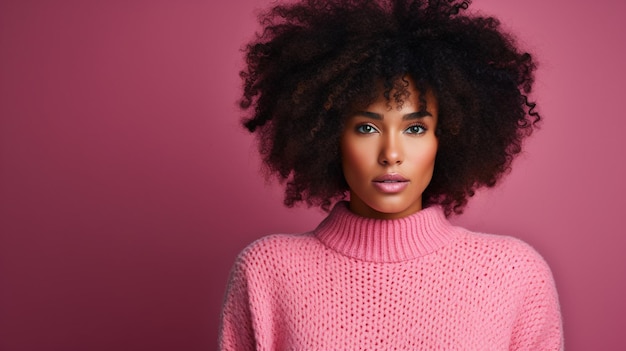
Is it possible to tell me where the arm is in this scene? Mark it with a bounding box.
[509,253,564,351]
[218,258,256,351]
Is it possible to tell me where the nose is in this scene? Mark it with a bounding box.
[378,134,403,166]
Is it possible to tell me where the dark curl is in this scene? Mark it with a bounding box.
[240,0,540,215]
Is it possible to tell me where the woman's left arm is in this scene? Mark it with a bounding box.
[509,251,564,351]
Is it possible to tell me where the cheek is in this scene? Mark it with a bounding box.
[407,141,438,171]
[425,143,438,164]
[341,149,359,180]
[340,139,373,181]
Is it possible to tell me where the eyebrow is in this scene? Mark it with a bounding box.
[354,110,433,120]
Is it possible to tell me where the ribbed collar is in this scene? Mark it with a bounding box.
[314,202,457,262]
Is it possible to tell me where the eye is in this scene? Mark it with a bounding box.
[356,124,378,134]
[405,124,427,135]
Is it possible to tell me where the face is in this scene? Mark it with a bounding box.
[340,81,438,219]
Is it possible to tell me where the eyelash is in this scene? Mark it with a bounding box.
[405,123,427,134]
[356,124,378,134]
[355,123,427,135]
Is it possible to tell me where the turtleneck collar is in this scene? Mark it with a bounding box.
[314,202,457,263]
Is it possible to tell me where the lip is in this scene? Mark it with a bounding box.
[372,173,409,194]
[373,173,408,182]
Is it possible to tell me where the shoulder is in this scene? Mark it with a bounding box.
[451,228,555,279]
[452,232,563,348]
[240,232,318,256]
[231,232,320,272]
[441,228,559,313]
[459,228,549,260]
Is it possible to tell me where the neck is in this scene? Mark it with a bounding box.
[314,202,457,262]
[347,195,423,220]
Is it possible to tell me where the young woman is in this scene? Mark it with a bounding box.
[219,0,563,349]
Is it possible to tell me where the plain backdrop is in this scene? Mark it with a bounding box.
[1,0,625,350]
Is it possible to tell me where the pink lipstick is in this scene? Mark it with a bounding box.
[372,174,409,194]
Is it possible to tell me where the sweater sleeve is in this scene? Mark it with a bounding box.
[509,248,564,351]
[218,256,256,351]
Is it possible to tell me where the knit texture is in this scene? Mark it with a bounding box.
[219,202,563,350]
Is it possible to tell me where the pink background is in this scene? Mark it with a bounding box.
[1,0,624,350]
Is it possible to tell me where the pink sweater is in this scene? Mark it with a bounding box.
[219,202,563,350]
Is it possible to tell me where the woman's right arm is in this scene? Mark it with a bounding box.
[218,259,256,351]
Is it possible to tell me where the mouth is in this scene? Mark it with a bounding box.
[373,173,409,183]
[372,174,409,193]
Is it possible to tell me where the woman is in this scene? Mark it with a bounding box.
[219,0,563,349]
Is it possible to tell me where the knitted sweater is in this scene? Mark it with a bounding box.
[219,202,563,350]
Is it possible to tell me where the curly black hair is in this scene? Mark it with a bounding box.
[239,0,540,215]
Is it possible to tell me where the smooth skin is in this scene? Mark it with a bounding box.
[341,79,439,219]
